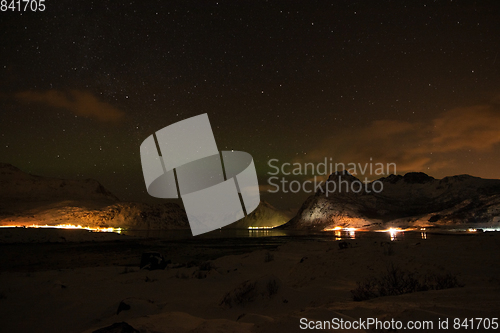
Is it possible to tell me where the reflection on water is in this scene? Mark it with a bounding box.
[118,225,498,242]
[323,227,357,240]
[122,228,363,241]
[2,223,497,244]
[122,228,295,240]
[389,228,398,241]
[247,229,289,237]
[348,228,356,238]
[327,229,355,240]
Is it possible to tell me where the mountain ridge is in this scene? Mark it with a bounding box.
[282,171,500,230]
[0,163,189,229]
[0,163,288,231]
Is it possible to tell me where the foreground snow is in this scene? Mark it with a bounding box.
[0,230,499,332]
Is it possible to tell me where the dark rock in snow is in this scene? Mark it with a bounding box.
[116,301,131,315]
[140,252,170,270]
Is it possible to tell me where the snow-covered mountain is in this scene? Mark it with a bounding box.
[0,163,289,230]
[282,171,500,230]
[0,163,189,229]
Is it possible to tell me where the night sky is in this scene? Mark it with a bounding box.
[1,0,500,210]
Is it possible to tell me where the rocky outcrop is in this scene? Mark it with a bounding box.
[14,201,190,229]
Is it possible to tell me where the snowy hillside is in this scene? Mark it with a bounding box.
[0,163,288,231]
[0,163,189,230]
[283,171,500,230]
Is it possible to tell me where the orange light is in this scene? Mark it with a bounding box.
[0,224,122,233]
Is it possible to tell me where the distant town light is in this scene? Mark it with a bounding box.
[0,224,122,233]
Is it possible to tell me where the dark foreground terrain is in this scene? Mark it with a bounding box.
[0,229,499,333]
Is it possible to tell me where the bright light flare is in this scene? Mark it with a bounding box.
[323,226,357,239]
[0,224,122,233]
[323,226,344,231]
[375,227,404,241]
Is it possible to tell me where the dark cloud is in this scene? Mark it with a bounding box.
[431,105,500,152]
[305,99,500,176]
[15,90,125,122]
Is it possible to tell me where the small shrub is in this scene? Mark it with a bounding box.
[220,281,257,307]
[175,271,190,279]
[144,276,157,282]
[351,277,378,302]
[377,264,423,296]
[384,245,395,256]
[120,267,136,274]
[351,263,462,301]
[193,270,208,279]
[264,251,274,263]
[381,242,395,256]
[185,260,199,268]
[266,279,279,296]
[338,241,350,250]
[426,272,462,290]
[199,261,214,271]
[220,276,280,308]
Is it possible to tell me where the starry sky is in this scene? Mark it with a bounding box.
[1,0,500,210]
